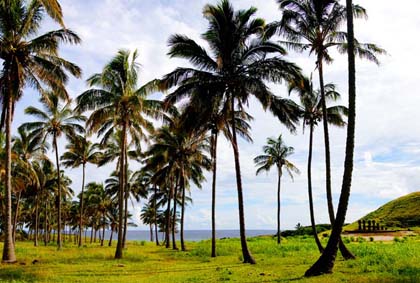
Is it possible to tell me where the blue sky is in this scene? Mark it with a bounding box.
[12,0,420,230]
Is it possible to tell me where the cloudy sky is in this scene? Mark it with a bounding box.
[13,0,420,231]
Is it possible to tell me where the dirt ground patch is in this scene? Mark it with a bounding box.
[342,230,417,241]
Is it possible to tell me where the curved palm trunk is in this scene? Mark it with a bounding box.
[318,53,355,260]
[180,171,186,251]
[276,168,282,245]
[211,132,218,257]
[308,124,324,252]
[53,134,62,250]
[115,124,127,259]
[2,96,17,263]
[154,186,160,246]
[34,193,39,246]
[172,176,178,250]
[305,4,356,275]
[12,191,22,243]
[78,163,86,247]
[230,97,255,264]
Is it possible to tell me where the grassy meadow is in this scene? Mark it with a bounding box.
[0,235,419,283]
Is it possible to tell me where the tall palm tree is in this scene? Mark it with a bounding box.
[289,77,347,252]
[305,0,357,276]
[179,88,253,257]
[161,0,301,263]
[271,0,385,259]
[11,128,46,243]
[254,135,299,245]
[20,93,85,250]
[76,49,163,259]
[61,134,101,247]
[0,0,80,262]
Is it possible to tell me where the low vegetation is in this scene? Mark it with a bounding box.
[0,236,419,283]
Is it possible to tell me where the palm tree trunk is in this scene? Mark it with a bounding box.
[154,186,160,246]
[101,212,105,246]
[318,52,355,260]
[276,169,282,245]
[12,191,22,243]
[229,96,255,264]
[172,176,178,250]
[90,227,94,243]
[211,131,218,257]
[2,95,16,263]
[44,194,48,246]
[149,224,153,242]
[53,134,62,250]
[180,173,186,251]
[109,228,114,247]
[34,193,39,247]
[79,163,86,247]
[305,2,356,275]
[308,124,324,253]
[115,123,127,259]
[122,153,129,249]
[165,185,171,248]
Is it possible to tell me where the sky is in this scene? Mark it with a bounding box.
[12,0,420,231]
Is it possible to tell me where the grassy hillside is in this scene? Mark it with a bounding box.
[345,191,420,230]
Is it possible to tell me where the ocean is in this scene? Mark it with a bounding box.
[96,230,277,242]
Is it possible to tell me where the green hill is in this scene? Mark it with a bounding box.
[345,191,420,230]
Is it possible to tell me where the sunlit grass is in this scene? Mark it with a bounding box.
[0,235,419,282]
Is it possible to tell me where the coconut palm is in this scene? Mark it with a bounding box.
[179,87,253,257]
[20,93,85,250]
[61,134,101,247]
[76,49,163,259]
[161,0,302,263]
[85,182,110,246]
[270,0,385,259]
[305,0,358,276]
[0,0,80,262]
[289,76,347,252]
[11,128,46,243]
[254,135,299,245]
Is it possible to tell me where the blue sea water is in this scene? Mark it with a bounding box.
[102,230,277,242]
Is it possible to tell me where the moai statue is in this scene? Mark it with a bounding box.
[368,220,372,231]
[362,220,366,231]
[358,220,362,231]
[372,220,376,231]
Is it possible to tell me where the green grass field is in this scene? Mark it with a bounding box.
[0,235,419,283]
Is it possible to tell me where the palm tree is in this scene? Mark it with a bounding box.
[76,49,163,259]
[305,0,357,276]
[0,0,80,262]
[179,88,253,257]
[61,134,101,247]
[289,76,347,252]
[20,93,85,250]
[161,0,301,264]
[271,0,385,259]
[85,182,110,246]
[140,204,156,242]
[11,128,46,243]
[254,135,299,245]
